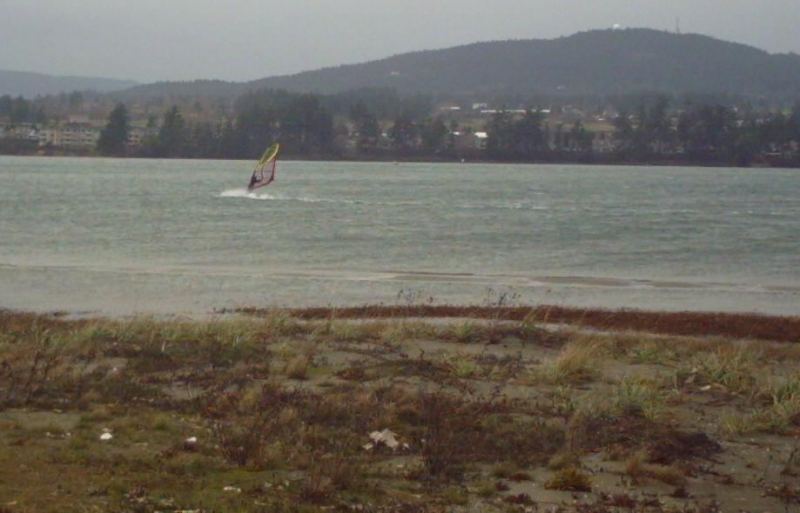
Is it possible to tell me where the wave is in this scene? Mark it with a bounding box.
[219,189,548,211]
[459,201,550,211]
[218,189,428,207]
[3,256,799,297]
[218,189,347,203]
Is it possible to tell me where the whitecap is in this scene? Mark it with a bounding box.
[219,189,359,204]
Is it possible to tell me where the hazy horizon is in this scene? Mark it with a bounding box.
[1,0,799,83]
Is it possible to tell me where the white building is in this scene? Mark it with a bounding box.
[38,124,100,149]
[453,131,489,151]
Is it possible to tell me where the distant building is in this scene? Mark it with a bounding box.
[592,132,615,153]
[38,123,100,149]
[67,114,91,124]
[126,127,154,149]
[453,131,488,152]
[5,123,40,142]
[479,108,537,116]
[37,128,59,146]
[474,131,488,150]
[437,102,462,113]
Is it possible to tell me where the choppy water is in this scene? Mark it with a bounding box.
[1,156,798,315]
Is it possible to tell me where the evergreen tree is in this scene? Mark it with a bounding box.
[569,121,594,152]
[68,91,84,109]
[97,103,130,156]
[420,117,448,153]
[512,110,547,158]
[0,95,11,118]
[188,122,219,158]
[282,95,334,154]
[157,106,187,157]
[350,102,380,153]
[8,96,31,124]
[389,113,418,151]
[218,119,248,159]
[486,109,547,160]
[486,110,515,158]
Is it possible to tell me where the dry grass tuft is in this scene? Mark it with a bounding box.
[625,450,688,486]
[444,322,484,344]
[284,355,312,380]
[544,467,592,492]
[612,377,666,421]
[687,345,761,395]
[539,339,604,384]
[723,376,800,435]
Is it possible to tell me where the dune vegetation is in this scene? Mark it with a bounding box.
[0,307,799,512]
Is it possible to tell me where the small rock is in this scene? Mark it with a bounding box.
[99,432,113,441]
[223,486,241,493]
[369,429,400,450]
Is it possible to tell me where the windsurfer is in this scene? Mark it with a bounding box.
[246,143,280,191]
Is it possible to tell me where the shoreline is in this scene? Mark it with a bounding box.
[232,304,800,343]
[8,303,797,343]
[3,152,800,170]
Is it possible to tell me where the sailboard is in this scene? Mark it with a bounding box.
[247,143,280,191]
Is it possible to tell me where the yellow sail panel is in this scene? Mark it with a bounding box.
[248,143,280,191]
[258,143,280,166]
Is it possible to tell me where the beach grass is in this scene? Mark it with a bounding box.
[0,307,799,512]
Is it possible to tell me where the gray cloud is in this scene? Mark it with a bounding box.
[1,0,798,82]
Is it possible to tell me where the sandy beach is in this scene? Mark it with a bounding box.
[1,306,799,512]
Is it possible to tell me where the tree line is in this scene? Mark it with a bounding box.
[8,87,798,167]
[0,95,46,124]
[611,98,800,166]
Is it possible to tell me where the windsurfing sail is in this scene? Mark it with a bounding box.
[247,143,280,191]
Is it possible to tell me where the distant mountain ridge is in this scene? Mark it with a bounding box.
[119,28,800,100]
[0,70,137,98]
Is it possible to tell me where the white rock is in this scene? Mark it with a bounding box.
[369,429,400,450]
[185,436,198,444]
[223,486,241,493]
[99,432,113,441]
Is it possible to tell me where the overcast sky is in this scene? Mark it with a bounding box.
[1,0,798,83]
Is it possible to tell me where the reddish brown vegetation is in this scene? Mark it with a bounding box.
[231,305,800,343]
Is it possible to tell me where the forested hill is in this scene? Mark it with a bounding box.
[120,29,800,100]
[0,70,137,97]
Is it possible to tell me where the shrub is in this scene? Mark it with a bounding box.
[688,345,760,395]
[285,355,312,380]
[539,340,603,384]
[612,377,665,421]
[545,467,592,492]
